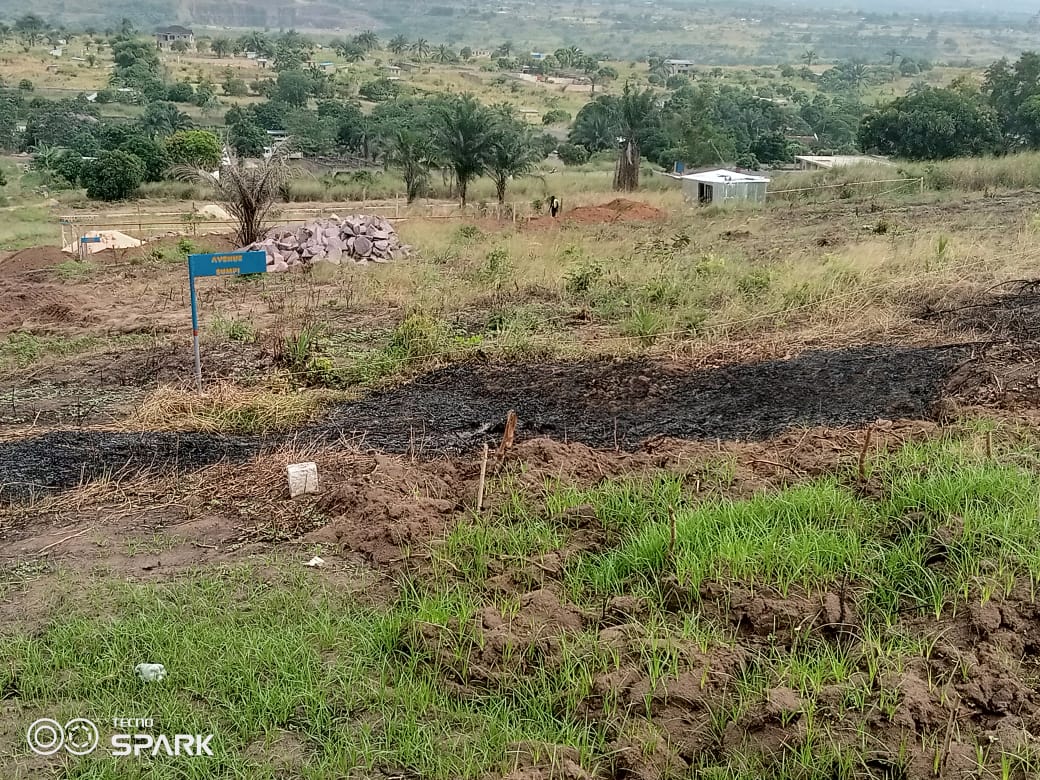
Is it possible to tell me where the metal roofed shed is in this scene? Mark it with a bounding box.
[680,170,770,205]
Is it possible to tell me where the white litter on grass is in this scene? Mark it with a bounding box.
[61,230,143,255]
[135,663,166,682]
[287,462,319,498]
[304,556,326,568]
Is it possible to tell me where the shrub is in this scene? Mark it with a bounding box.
[358,78,400,102]
[542,108,571,125]
[166,82,195,102]
[80,150,145,201]
[165,130,222,169]
[557,142,589,166]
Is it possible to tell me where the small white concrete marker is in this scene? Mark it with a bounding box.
[287,462,319,498]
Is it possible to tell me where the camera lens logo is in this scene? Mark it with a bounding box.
[27,718,99,756]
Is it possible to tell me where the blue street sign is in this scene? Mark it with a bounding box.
[188,250,267,278]
[187,251,267,392]
[80,236,103,244]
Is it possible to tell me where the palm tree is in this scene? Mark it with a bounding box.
[433,94,494,207]
[846,61,869,91]
[211,37,233,58]
[354,30,379,52]
[495,40,513,58]
[246,31,272,57]
[435,44,455,64]
[388,34,409,55]
[587,63,617,96]
[411,38,430,60]
[385,129,436,203]
[802,49,818,67]
[141,102,192,138]
[487,119,542,203]
[885,49,900,66]
[613,82,657,192]
[183,146,296,247]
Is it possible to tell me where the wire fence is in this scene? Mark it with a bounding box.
[767,177,925,202]
[58,201,525,247]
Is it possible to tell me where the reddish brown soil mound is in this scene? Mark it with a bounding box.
[0,246,70,275]
[526,198,666,228]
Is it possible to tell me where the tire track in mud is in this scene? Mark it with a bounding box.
[0,345,965,501]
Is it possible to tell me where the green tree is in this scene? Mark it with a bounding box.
[433,94,494,206]
[165,130,223,169]
[802,50,818,67]
[435,45,456,64]
[353,31,379,52]
[275,70,312,107]
[589,64,618,96]
[212,37,233,58]
[228,121,267,156]
[385,129,436,202]
[222,68,249,97]
[858,87,1003,160]
[335,42,366,63]
[241,32,273,57]
[171,39,190,54]
[542,109,571,125]
[411,38,431,61]
[388,35,409,55]
[274,31,312,71]
[119,134,170,181]
[614,83,657,191]
[141,102,192,138]
[556,142,589,165]
[283,110,336,155]
[166,82,195,102]
[569,95,619,152]
[112,39,159,70]
[487,117,542,203]
[358,78,400,102]
[81,150,145,200]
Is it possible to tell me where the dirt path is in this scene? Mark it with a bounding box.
[0,344,964,500]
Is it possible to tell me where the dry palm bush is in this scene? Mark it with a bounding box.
[178,145,297,248]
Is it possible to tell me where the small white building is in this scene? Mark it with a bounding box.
[677,169,770,205]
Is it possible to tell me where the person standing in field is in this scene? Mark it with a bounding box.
[549,195,561,218]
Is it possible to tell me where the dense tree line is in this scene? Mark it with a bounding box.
[858,52,1040,160]
[566,79,866,171]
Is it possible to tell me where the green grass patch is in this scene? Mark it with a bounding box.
[559,436,1040,619]
[2,565,609,779]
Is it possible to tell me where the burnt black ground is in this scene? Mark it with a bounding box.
[0,345,965,501]
[319,344,964,451]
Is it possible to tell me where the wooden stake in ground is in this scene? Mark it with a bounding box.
[858,426,874,482]
[668,506,677,559]
[476,443,490,513]
[497,410,517,456]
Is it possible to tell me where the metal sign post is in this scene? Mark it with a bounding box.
[79,235,102,261]
[186,251,267,393]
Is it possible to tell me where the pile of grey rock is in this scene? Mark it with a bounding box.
[243,215,411,272]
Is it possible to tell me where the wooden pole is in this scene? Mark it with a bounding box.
[476,443,489,513]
